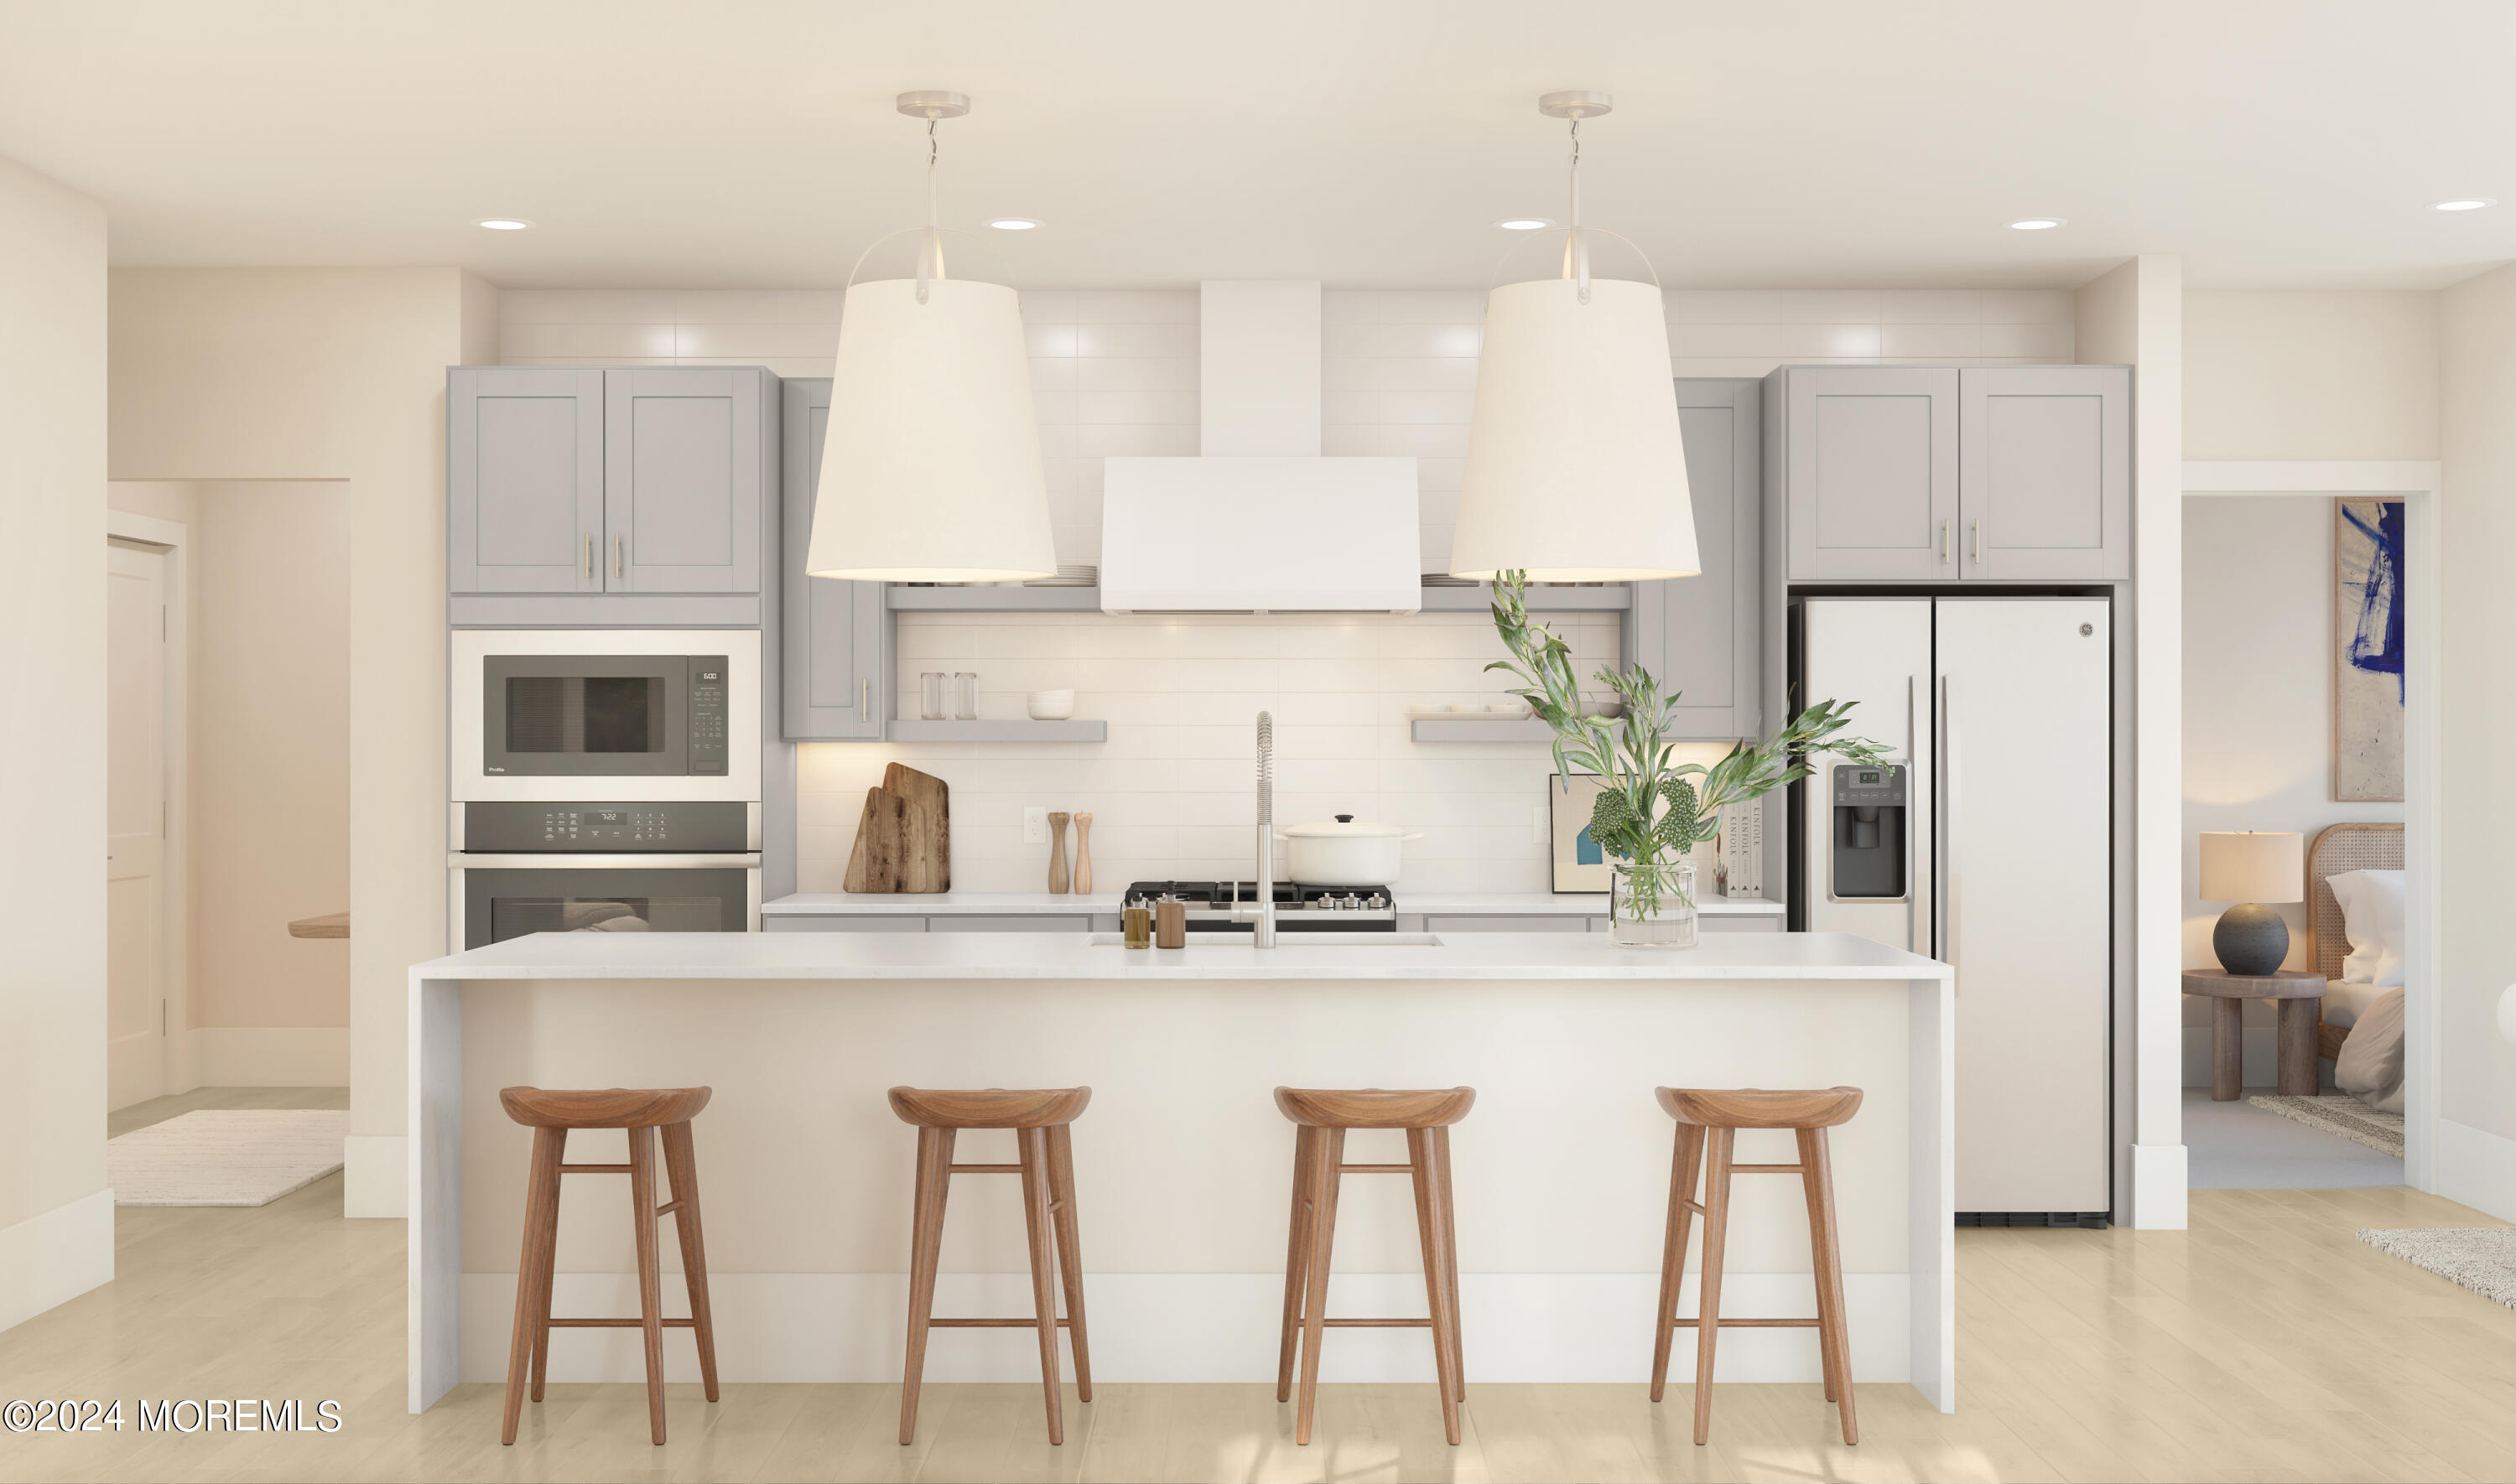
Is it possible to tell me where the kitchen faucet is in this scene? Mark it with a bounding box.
[1251,711,1277,947]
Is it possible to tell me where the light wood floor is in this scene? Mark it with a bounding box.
[8,1094,2513,1482]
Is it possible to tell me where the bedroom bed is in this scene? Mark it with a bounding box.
[2305,821,2406,1115]
[2307,820,2403,1060]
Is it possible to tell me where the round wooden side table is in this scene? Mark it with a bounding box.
[2181,968,2325,1100]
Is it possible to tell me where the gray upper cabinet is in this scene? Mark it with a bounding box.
[448,367,604,593]
[1959,366,2131,581]
[1776,366,1961,581]
[781,379,888,739]
[1627,378,1761,739]
[605,368,764,594]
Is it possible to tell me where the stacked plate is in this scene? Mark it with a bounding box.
[1024,564,1099,588]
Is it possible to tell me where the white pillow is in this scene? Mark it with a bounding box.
[2326,869,2405,987]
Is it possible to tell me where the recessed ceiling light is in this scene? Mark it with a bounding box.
[989,218,1041,231]
[1494,217,1555,231]
[2430,197,2498,212]
[476,218,533,231]
[2008,217,2066,231]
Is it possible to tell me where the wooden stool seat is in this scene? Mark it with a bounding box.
[1275,1085,1475,1128]
[499,1085,713,1129]
[892,1086,1093,1446]
[497,1085,717,1448]
[1651,1084,1858,1448]
[1656,1085,1862,1129]
[888,1084,1092,1129]
[1274,1086,1469,1447]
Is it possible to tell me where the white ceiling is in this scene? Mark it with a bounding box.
[3,0,2512,291]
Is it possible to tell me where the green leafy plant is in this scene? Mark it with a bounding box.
[1486,571,1890,921]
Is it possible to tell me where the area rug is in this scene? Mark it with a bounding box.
[2357,1228,2516,1309]
[108,1109,349,1206]
[2244,1093,2404,1157]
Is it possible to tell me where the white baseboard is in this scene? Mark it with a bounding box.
[2131,1143,2188,1228]
[2181,1026,2312,1088]
[0,1188,114,1334]
[344,1134,408,1218]
[192,1026,349,1087]
[458,1271,1912,1386]
[2434,1118,2516,1222]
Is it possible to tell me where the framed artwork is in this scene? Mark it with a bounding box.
[1549,773,1620,892]
[2334,497,2406,802]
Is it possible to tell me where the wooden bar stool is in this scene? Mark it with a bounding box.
[1650,1085,1863,1446]
[1273,1086,1472,1447]
[497,1085,719,1448]
[890,1086,1094,1446]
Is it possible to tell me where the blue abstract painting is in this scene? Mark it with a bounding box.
[2335,497,2405,802]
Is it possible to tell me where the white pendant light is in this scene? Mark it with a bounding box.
[1450,91,1698,583]
[806,91,1058,583]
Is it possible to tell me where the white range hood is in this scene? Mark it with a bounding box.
[1100,281,1421,614]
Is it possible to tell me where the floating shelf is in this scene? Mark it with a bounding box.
[887,586,1102,612]
[885,719,1107,744]
[884,584,1630,614]
[1409,719,1562,743]
[1417,585,1632,612]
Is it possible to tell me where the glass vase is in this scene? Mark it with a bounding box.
[1610,862,1698,948]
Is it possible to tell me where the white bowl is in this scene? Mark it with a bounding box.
[1027,689,1076,720]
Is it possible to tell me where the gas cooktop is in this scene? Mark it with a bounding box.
[1122,880,1396,931]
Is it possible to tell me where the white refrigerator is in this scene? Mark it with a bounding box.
[1796,597,2112,1218]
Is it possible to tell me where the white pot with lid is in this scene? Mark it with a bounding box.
[1275,813,1423,886]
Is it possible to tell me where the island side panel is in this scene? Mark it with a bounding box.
[1910,973,1956,1413]
[429,973,1929,1393]
[409,975,464,1413]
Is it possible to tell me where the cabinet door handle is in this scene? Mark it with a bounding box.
[1971,518,1982,566]
[860,678,871,724]
[1940,519,1952,565]
[585,536,594,579]
[615,534,626,578]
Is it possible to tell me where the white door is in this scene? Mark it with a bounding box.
[107,540,169,1109]
[1801,599,1935,953]
[1939,598,2112,1213]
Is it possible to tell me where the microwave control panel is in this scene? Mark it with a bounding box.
[461,801,751,852]
[688,657,729,775]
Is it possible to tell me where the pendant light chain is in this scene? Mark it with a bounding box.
[917,116,943,304]
[1566,115,1591,305]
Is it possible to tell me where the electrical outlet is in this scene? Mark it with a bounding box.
[1023,806,1050,844]
[1532,803,1550,844]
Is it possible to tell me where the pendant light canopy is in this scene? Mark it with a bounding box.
[1449,91,1698,583]
[806,91,1058,584]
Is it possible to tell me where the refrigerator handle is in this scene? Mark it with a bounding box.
[1907,673,1927,957]
[1939,673,1957,986]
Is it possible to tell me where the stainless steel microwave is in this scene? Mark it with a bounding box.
[450,630,760,802]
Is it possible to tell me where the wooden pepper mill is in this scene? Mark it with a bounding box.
[1047,812,1071,895]
[1073,812,1094,895]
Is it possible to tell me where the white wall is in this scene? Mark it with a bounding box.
[192,483,351,1078]
[2186,291,2439,461]
[2181,496,2404,1083]
[108,269,495,1216]
[2079,256,2186,1227]
[2437,262,2516,1205]
[501,286,2072,574]
[0,153,112,1330]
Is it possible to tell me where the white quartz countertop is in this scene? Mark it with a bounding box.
[413,929,1947,982]
[762,891,1125,916]
[762,890,1784,917]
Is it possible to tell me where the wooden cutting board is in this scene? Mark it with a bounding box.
[841,765,951,894]
[886,763,951,893]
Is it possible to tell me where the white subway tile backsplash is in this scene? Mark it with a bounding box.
[501,322,678,359]
[1978,321,2077,359]
[673,323,839,358]
[1076,357,1199,393]
[1073,321,1198,359]
[1879,323,1982,359]
[1877,288,1983,324]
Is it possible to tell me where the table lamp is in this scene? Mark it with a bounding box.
[2199,831,2305,976]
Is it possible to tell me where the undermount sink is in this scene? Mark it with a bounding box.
[1084,932,1445,947]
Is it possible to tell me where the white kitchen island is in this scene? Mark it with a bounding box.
[408,931,1952,1414]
